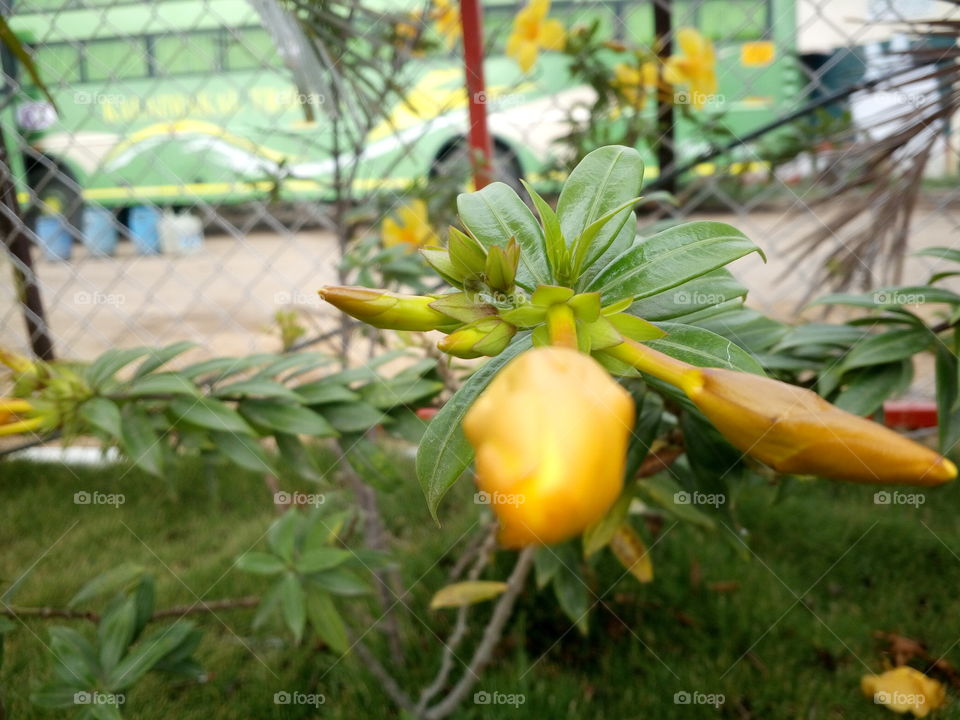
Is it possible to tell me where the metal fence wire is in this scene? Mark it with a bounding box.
[1,0,959,364]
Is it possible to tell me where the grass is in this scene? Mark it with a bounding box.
[3,449,960,719]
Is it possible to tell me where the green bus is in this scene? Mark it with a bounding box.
[6,0,799,221]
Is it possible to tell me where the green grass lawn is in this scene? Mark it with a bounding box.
[3,449,960,719]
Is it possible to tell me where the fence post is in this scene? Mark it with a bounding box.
[654,0,676,195]
[460,0,493,189]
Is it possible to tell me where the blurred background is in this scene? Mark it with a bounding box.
[1,0,958,362]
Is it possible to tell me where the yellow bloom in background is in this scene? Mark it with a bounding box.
[382,199,438,251]
[464,347,634,547]
[612,61,658,108]
[507,0,566,74]
[431,0,460,48]
[861,666,946,717]
[664,27,718,109]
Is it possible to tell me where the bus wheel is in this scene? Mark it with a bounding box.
[431,140,524,195]
[24,163,84,236]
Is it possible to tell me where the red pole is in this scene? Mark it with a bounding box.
[459,0,493,189]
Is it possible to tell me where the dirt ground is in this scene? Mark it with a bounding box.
[2,197,959,381]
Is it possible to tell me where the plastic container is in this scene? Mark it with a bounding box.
[128,205,161,255]
[159,211,203,255]
[81,205,118,257]
[34,215,72,261]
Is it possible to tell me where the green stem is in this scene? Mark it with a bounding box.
[604,339,702,392]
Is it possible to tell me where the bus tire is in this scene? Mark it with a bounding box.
[431,139,524,196]
[24,160,84,236]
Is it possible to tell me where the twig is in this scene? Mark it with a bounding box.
[352,639,419,715]
[2,596,260,624]
[424,547,535,720]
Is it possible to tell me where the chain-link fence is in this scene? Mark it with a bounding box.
[1,0,958,362]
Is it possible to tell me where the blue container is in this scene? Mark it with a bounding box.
[34,215,72,261]
[82,206,118,257]
[128,205,161,255]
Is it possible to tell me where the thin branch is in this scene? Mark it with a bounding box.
[2,596,260,624]
[424,547,536,720]
[353,638,419,714]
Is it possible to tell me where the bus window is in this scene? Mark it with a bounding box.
[700,0,766,41]
[34,44,82,85]
[86,38,148,82]
[224,28,281,71]
[153,32,220,75]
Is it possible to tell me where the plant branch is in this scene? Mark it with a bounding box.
[2,596,260,624]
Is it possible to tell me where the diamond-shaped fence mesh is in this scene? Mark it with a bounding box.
[1,0,958,363]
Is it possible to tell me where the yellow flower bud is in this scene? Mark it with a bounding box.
[605,339,956,486]
[318,286,457,332]
[0,348,36,375]
[861,666,946,717]
[0,397,44,436]
[463,347,635,547]
[438,318,516,359]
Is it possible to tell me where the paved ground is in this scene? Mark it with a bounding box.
[2,198,959,369]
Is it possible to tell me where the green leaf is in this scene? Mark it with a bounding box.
[606,313,666,342]
[169,396,253,434]
[119,406,165,476]
[275,433,323,482]
[841,327,931,371]
[915,246,960,264]
[79,398,122,438]
[643,322,766,375]
[70,563,146,607]
[586,221,762,304]
[86,347,150,389]
[213,378,302,402]
[0,15,58,106]
[556,146,644,278]
[359,376,444,409]
[429,581,509,609]
[49,627,100,688]
[268,510,300,563]
[628,269,748,321]
[134,341,198,378]
[180,355,274,383]
[550,545,590,635]
[695,307,788,354]
[106,621,194,691]
[834,362,911,416]
[773,323,870,351]
[635,475,716,529]
[124,373,199,398]
[295,548,351,574]
[98,598,137,674]
[30,684,83,708]
[321,402,388,433]
[533,547,561,589]
[521,178,565,278]
[308,567,371,596]
[212,431,273,473]
[457,182,550,289]
[239,399,336,436]
[280,573,306,643]
[307,591,349,654]
[582,493,632,557]
[236,552,287,575]
[416,336,532,522]
[936,343,960,453]
[294,382,359,405]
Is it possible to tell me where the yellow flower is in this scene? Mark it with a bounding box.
[664,27,718,109]
[382,199,438,251]
[318,286,457,332]
[0,398,44,437]
[464,347,634,547]
[861,667,946,717]
[431,0,460,48]
[612,61,658,108]
[606,339,957,485]
[506,0,566,74]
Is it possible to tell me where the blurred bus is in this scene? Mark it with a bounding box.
[6,0,799,226]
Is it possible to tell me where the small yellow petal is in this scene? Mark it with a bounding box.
[516,42,539,73]
[539,19,566,50]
